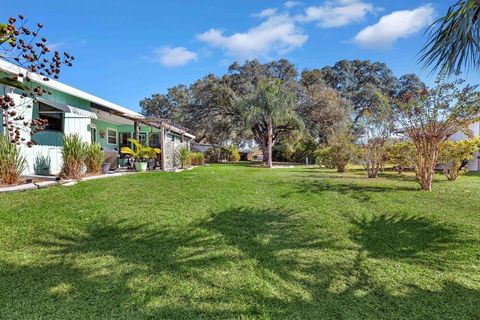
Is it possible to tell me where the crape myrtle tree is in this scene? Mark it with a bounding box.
[238,78,304,168]
[358,109,393,178]
[0,15,74,146]
[383,78,480,191]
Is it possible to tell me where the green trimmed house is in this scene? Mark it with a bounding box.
[0,60,195,175]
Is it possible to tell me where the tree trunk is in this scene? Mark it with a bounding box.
[267,118,273,168]
[414,139,439,191]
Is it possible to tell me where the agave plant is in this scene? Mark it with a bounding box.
[120,138,160,162]
[175,147,191,169]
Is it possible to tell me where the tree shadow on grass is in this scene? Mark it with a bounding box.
[283,178,418,203]
[1,208,479,319]
[351,214,477,269]
[197,207,480,319]
[1,220,242,319]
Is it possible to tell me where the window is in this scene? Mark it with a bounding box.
[138,132,147,146]
[38,102,63,132]
[119,132,131,146]
[107,128,117,145]
[150,133,160,147]
[91,127,97,143]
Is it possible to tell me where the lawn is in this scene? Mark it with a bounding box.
[0,164,479,319]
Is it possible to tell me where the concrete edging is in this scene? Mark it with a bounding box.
[0,167,199,193]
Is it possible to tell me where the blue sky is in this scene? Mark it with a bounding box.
[4,1,470,111]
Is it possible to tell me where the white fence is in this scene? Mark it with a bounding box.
[20,144,63,175]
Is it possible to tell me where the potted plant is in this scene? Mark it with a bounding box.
[120,138,161,172]
[101,162,111,174]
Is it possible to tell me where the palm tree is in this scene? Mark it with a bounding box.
[239,79,303,168]
[421,0,480,74]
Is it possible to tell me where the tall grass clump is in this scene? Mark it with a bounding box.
[190,152,204,166]
[0,135,27,185]
[61,133,87,179]
[85,143,104,174]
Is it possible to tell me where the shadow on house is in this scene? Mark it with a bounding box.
[1,209,478,319]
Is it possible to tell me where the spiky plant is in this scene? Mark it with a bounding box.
[61,133,87,179]
[85,143,104,174]
[175,147,191,169]
[0,134,27,185]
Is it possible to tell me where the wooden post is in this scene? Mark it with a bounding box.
[160,126,165,171]
[133,121,139,141]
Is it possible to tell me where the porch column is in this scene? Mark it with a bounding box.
[133,121,139,141]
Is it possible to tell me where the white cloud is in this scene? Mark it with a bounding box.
[296,0,375,28]
[47,42,66,51]
[152,46,198,67]
[284,1,302,9]
[197,14,308,59]
[253,8,278,18]
[354,5,434,49]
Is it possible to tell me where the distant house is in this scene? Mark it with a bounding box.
[0,60,195,174]
[191,142,215,153]
[247,149,263,162]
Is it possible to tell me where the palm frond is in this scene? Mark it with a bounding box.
[120,147,136,156]
[127,138,142,150]
[420,0,480,74]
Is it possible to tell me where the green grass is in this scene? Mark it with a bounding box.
[0,164,479,319]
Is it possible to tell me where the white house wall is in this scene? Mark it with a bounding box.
[2,88,91,175]
[64,114,91,143]
[20,144,63,175]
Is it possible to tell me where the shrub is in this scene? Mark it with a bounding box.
[61,133,87,179]
[226,144,240,162]
[274,136,317,164]
[33,154,51,176]
[85,143,104,174]
[0,135,27,185]
[438,138,480,181]
[385,141,415,174]
[205,147,227,163]
[190,152,204,166]
[315,134,356,172]
[175,147,191,169]
[315,146,335,169]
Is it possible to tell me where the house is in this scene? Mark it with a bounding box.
[450,122,480,171]
[0,60,195,175]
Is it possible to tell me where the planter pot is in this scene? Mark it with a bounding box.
[101,163,111,174]
[135,162,148,172]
